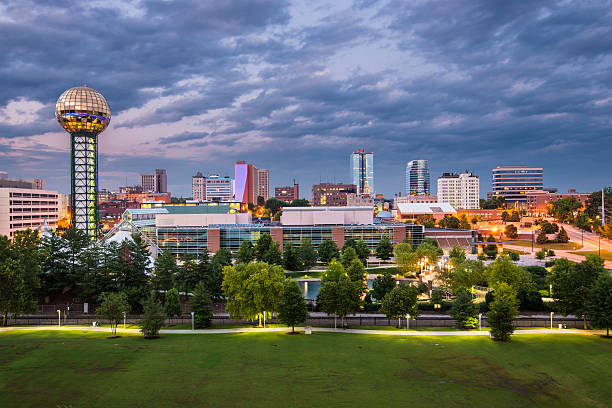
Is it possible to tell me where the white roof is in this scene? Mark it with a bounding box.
[106,227,134,244]
[396,202,456,214]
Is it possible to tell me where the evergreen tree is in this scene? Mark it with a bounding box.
[487,298,518,341]
[341,246,359,269]
[375,238,393,261]
[297,238,317,271]
[153,250,178,292]
[255,233,273,261]
[262,241,283,265]
[346,258,367,296]
[587,274,612,337]
[278,280,309,333]
[235,240,255,264]
[449,289,479,329]
[536,229,548,244]
[318,239,340,264]
[39,231,70,296]
[556,226,569,243]
[282,242,300,271]
[203,261,225,302]
[190,282,213,328]
[164,288,182,317]
[140,292,166,339]
[211,248,232,267]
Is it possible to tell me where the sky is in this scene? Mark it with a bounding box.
[0,0,611,199]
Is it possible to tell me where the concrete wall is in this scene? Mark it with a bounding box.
[156,212,251,227]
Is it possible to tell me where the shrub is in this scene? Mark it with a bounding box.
[545,259,557,267]
[140,293,166,339]
[97,292,130,337]
[488,298,518,341]
[507,252,520,262]
[536,230,548,245]
[535,249,547,260]
[524,222,532,228]
[477,253,487,261]
[449,290,479,329]
[547,250,555,257]
[190,282,213,329]
[164,288,182,317]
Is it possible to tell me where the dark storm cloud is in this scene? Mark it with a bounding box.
[0,0,610,196]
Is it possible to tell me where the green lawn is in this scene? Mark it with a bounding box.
[505,240,583,250]
[365,266,399,274]
[569,250,612,261]
[0,331,611,407]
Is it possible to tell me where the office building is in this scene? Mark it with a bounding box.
[0,187,60,238]
[206,175,234,202]
[346,193,374,207]
[437,172,480,210]
[141,169,167,193]
[490,166,543,204]
[394,195,438,206]
[351,148,374,196]
[0,172,45,190]
[275,183,299,202]
[312,183,357,206]
[525,190,590,216]
[234,161,269,204]
[394,202,456,222]
[405,160,430,195]
[192,172,206,202]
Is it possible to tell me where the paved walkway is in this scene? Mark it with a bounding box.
[0,325,604,337]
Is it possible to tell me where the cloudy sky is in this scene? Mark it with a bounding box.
[1,0,610,198]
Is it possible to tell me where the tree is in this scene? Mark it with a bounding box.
[39,231,70,296]
[153,250,178,292]
[548,255,605,329]
[480,196,505,209]
[264,197,285,215]
[190,281,213,328]
[487,256,531,294]
[371,272,396,301]
[282,242,300,271]
[322,259,345,283]
[449,246,466,263]
[458,214,471,230]
[394,243,418,276]
[97,292,130,337]
[449,260,487,293]
[439,215,460,229]
[62,226,89,292]
[235,240,255,264]
[164,288,182,317]
[318,239,340,264]
[288,198,310,207]
[262,242,283,266]
[587,274,612,337]
[346,258,367,296]
[415,214,436,228]
[10,229,41,310]
[556,227,569,243]
[297,238,318,271]
[0,258,28,326]
[380,284,419,328]
[430,289,444,306]
[211,248,232,267]
[244,262,285,327]
[202,260,224,302]
[487,296,518,341]
[505,224,518,239]
[343,239,370,265]
[174,253,197,296]
[449,290,479,329]
[317,275,361,328]
[550,197,583,223]
[535,248,547,260]
[255,233,273,261]
[536,229,548,245]
[509,211,521,222]
[375,238,393,261]
[278,280,309,333]
[341,246,359,269]
[140,293,166,339]
[501,211,510,223]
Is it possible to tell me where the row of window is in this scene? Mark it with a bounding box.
[9,192,58,198]
[10,207,57,213]
[10,200,58,206]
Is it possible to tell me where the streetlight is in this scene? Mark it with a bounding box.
[406,314,410,331]
[550,311,554,330]
[191,312,195,331]
[57,309,61,327]
[478,313,482,331]
[123,312,126,330]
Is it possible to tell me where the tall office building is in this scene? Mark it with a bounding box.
[351,148,374,196]
[192,172,206,201]
[206,174,233,202]
[406,160,430,195]
[0,172,45,190]
[0,187,61,239]
[490,165,543,204]
[235,161,269,204]
[141,169,168,193]
[275,183,299,202]
[437,172,480,210]
[312,183,357,206]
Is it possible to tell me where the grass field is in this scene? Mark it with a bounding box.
[0,331,611,407]
[505,240,583,250]
[569,250,612,261]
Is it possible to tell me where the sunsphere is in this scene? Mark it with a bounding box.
[56,86,111,238]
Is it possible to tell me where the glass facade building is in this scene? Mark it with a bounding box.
[490,166,543,204]
[351,149,374,196]
[405,160,430,196]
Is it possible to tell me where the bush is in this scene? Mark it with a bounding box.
[449,290,479,329]
[485,250,497,259]
[536,230,548,245]
[544,259,557,267]
[477,253,487,261]
[164,288,182,317]
[547,250,555,257]
[507,252,520,262]
[523,222,532,228]
[488,299,518,341]
[504,224,518,239]
[140,293,166,339]
[535,249,547,260]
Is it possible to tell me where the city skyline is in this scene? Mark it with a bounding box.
[0,1,610,197]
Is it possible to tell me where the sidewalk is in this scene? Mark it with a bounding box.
[0,325,603,337]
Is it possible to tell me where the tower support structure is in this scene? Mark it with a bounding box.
[70,132,99,238]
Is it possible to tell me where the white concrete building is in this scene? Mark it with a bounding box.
[192,172,206,202]
[280,206,373,226]
[437,172,480,210]
[0,188,60,239]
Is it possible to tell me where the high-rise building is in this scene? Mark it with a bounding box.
[206,174,233,202]
[312,183,357,206]
[437,172,480,210]
[490,165,543,204]
[192,172,206,201]
[405,160,430,195]
[0,172,44,190]
[235,161,269,204]
[275,183,299,202]
[141,174,156,192]
[0,187,61,239]
[56,86,111,238]
[351,149,374,196]
[141,169,167,193]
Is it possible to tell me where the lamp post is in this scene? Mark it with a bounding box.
[191,312,195,331]
[123,312,126,330]
[550,311,554,330]
[478,313,482,331]
[57,309,61,327]
[599,233,601,257]
[531,225,534,253]
[406,314,410,331]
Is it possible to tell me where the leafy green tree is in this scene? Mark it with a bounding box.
[449,259,487,293]
[317,275,361,328]
[11,229,41,304]
[322,259,346,284]
[375,238,393,261]
[449,246,466,263]
[509,211,521,222]
[318,239,340,264]
[288,198,310,207]
[97,292,130,337]
[549,255,605,329]
[255,233,273,261]
[212,248,232,267]
[487,296,518,341]
[282,242,300,271]
[278,280,309,333]
[190,282,213,328]
[0,257,28,326]
[449,290,479,329]
[501,211,510,223]
[341,246,359,269]
[371,272,396,301]
[415,214,436,228]
[487,256,532,294]
[504,224,518,239]
[244,262,285,327]
[164,288,182,317]
[394,243,417,276]
[458,214,471,230]
[235,240,255,264]
[556,227,569,243]
[439,215,460,229]
[343,239,369,264]
[346,258,367,296]
[262,241,283,266]
[430,289,444,306]
[140,293,166,339]
[550,197,583,223]
[297,238,317,271]
[264,198,285,215]
[380,284,419,328]
[203,260,225,302]
[587,274,612,337]
[153,250,178,292]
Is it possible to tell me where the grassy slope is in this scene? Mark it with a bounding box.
[505,240,583,250]
[569,250,612,261]
[0,331,611,408]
